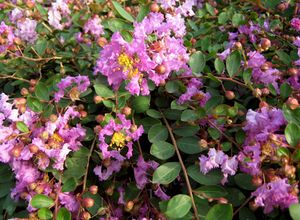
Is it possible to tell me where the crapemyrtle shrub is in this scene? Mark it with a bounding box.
[1,0,300,220]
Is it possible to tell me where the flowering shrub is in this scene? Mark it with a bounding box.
[1,0,300,220]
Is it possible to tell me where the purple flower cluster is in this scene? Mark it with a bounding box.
[199,148,238,184]
[48,0,71,30]
[83,15,104,38]
[291,18,300,31]
[94,12,189,95]
[252,178,298,213]
[54,75,90,102]
[0,21,16,54]
[156,0,202,17]
[94,114,143,181]
[0,93,84,213]
[246,51,280,90]
[178,77,211,107]
[15,18,38,44]
[238,107,286,175]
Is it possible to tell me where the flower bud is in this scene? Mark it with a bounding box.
[261,88,270,96]
[155,64,166,75]
[260,38,271,50]
[122,106,132,116]
[94,95,103,104]
[130,124,138,132]
[125,201,134,212]
[97,37,108,47]
[94,125,102,133]
[191,38,196,45]
[21,88,29,96]
[96,114,105,123]
[253,88,262,98]
[11,147,22,158]
[234,42,242,50]
[286,97,299,110]
[29,144,39,154]
[81,211,91,220]
[29,182,37,190]
[198,139,208,148]
[29,86,35,93]
[125,6,131,13]
[105,186,114,196]
[277,2,289,11]
[150,3,160,13]
[249,201,259,211]
[30,79,37,87]
[218,197,228,204]
[82,198,95,208]
[49,114,58,122]
[259,101,269,109]
[288,68,298,76]
[89,185,98,195]
[80,110,87,118]
[252,176,263,187]
[225,91,235,100]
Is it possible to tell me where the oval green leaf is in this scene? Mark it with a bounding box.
[165,194,192,219]
[153,162,181,184]
[150,141,175,160]
[30,194,54,209]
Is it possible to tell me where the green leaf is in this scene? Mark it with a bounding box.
[205,204,233,220]
[232,13,245,27]
[57,208,71,220]
[226,50,241,77]
[137,4,150,22]
[30,195,54,209]
[218,12,230,24]
[195,185,227,198]
[187,165,222,185]
[285,123,300,147]
[37,208,53,220]
[82,192,104,216]
[283,104,300,126]
[181,109,201,121]
[177,136,203,154]
[225,188,245,207]
[280,83,292,100]
[189,51,206,74]
[276,50,292,65]
[173,125,200,137]
[16,121,29,133]
[239,207,256,220]
[165,80,181,93]
[132,96,150,113]
[153,162,181,184]
[146,109,162,119]
[208,127,220,140]
[34,39,48,56]
[35,82,50,101]
[112,1,134,22]
[150,141,175,160]
[205,3,215,15]
[27,97,44,112]
[94,84,114,98]
[62,178,77,192]
[148,124,168,143]
[214,58,225,74]
[165,195,192,219]
[234,174,256,190]
[289,203,300,220]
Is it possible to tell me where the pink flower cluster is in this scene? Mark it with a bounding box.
[199,148,238,184]
[94,114,143,181]
[54,75,90,102]
[94,12,190,95]
[0,93,85,213]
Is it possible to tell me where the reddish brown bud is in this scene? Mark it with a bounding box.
[249,201,259,211]
[253,88,262,98]
[105,186,114,196]
[286,97,299,110]
[252,176,263,187]
[198,139,208,148]
[259,101,269,109]
[155,64,166,75]
[78,104,85,111]
[29,86,35,93]
[81,211,91,220]
[261,88,270,96]
[97,37,108,47]
[30,79,37,87]
[288,68,298,76]
[225,91,235,100]
[21,88,29,96]
[234,42,242,50]
[49,114,58,122]
[94,125,102,133]
[277,2,289,11]
[89,185,98,195]
[96,115,105,123]
[218,197,228,204]
[150,3,160,13]
[11,147,22,158]
[122,106,132,116]
[94,95,103,104]
[80,111,87,118]
[125,201,134,212]
[191,38,197,45]
[130,124,138,132]
[260,38,271,50]
[82,198,94,208]
[29,144,39,154]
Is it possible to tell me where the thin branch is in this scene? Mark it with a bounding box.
[160,110,200,220]
[0,74,30,83]
[82,137,97,191]
[233,196,253,216]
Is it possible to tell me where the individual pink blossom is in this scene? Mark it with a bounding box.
[291,18,300,31]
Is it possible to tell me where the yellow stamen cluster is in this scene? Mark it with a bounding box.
[117,53,139,79]
[110,131,126,150]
